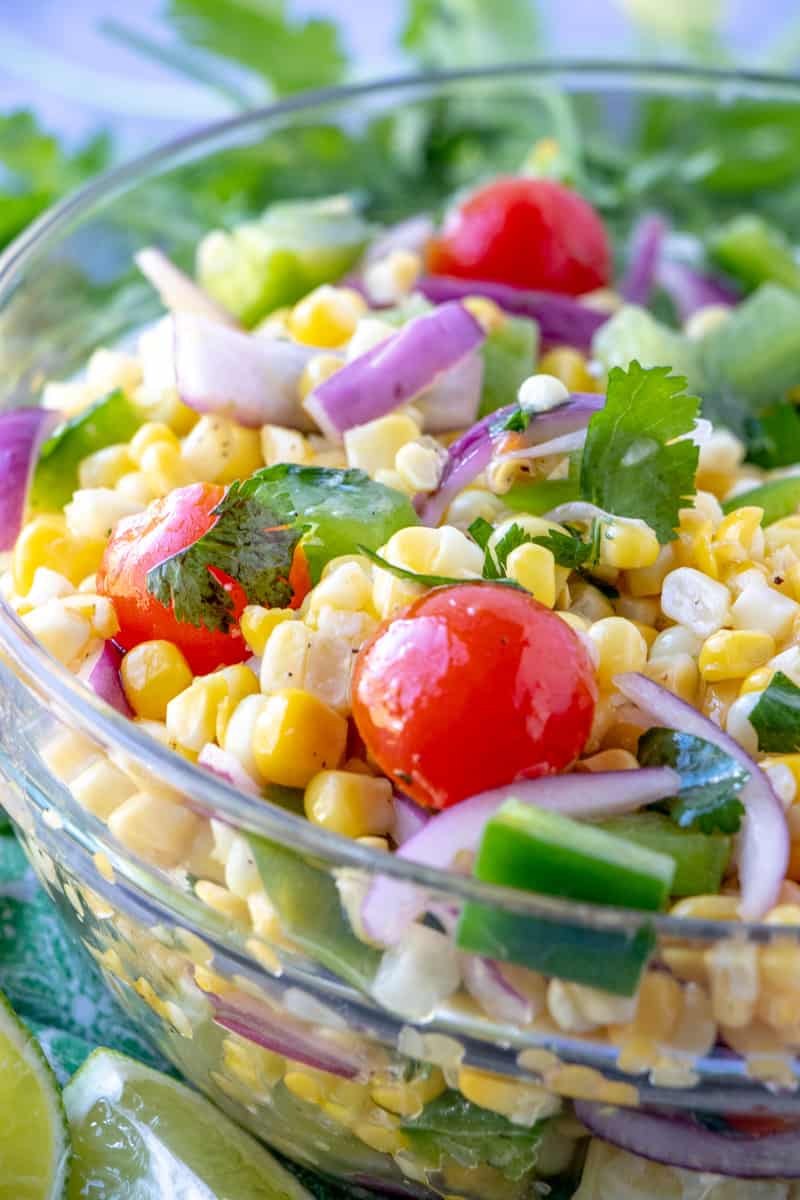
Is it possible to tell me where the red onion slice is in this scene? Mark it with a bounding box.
[655,258,739,323]
[135,247,238,327]
[173,313,322,430]
[619,213,668,306]
[417,275,609,351]
[304,302,484,441]
[211,992,363,1079]
[87,641,133,718]
[361,767,681,946]
[615,673,788,921]
[0,407,60,551]
[392,793,429,846]
[495,427,587,463]
[414,351,484,434]
[198,743,260,796]
[461,955,534,1025]
[418,393,602,527]
[575,1101,800,1179]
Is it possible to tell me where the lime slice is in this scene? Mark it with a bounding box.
[0,991,69,1199]
[64,1048,314,1199]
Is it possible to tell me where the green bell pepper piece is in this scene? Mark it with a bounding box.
[478,315,539,418]
[709,215,800,295]
[596,813,731,897]
[502,478,580,515]
[722,476,800,526]
[699,284,800,404]
[29,389,143,513]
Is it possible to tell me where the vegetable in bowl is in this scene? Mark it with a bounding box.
[5,112,800,1199]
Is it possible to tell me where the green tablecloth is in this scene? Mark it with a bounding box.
[0,821,349,1198]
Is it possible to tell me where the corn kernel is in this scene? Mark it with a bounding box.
[167,665,257,752]
[353,1124,408,1155]
[505,542,557,607]
[121,640,193,720]
[180,415,262,485]
[395,440,444,493]
[140,441,192,495]
[78,444,134,490]
[643,653,699,704]
[380,524,482,580]
[597,519,660,571]
[344,412,420,477]
[588,617,647,689]
[223,694,271,779]
[260,422,314,465]
[457,1066,561,1123]
[731,580,799,641]
[538,346,598,393]
[194,880,250,925]
[517,374,569,413]
[461,295,506,334]
[62,593,119,639]
[289,285,366,348]
[304,770,394,838]
[306,561,374,619]
[706,939,760,1028]
[363,250,421,307]
[699,629,775,683]
[13,515,105,595]
[71,759,136,820]
[739,665,774,696]
[108,792,200,868]
[240,605,293,656]
[371,1068,446,1118]
[252,688,347,787]
[660,567,730,638]
[568,577,615,623]
[129,422,179,465]
[23,602,92,666]
[624,544,675,598]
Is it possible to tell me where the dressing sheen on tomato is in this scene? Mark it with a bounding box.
[427,176,611,296]
[352,583,597,810]
[98,482,249,674]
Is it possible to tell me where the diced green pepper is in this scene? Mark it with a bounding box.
[478,315,539,417]
[248,835,380,990]
[591,304,703,392]
[722,475,800,526]
[502,478,580,515]
[456,801,674,996]
[197,195,372,327]
[699,284,800,404]
[29,389,143,512]
[596,814,731,897]
[709,215,800,295]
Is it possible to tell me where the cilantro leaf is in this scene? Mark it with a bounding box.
[358,547,465,589]
[146,479,301,634]
[530,524,597,570]
[467,517,494,552]
[638,727,748,834]
[579,361,700,542]
[500,405,531,433]
[491,522,533,576]
[750,671,800,753]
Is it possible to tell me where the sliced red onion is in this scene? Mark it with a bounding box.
[619,214,668,306]
[87,641,133,718]
[418,393,602,527]
[135,247,238,327]
[575,1101,800,1178]
[392,793,429,846]
[364,215,435,265]
[461,955,534,1025]
[304,302,484,442]
[173,313,323,430]
[417,275,609,351]
[361,767,681,946]
[211,992,363,1079]
[495,427,587,463]
[615,673,788,921]
[198,743,259,796]
[414,351,484,434]
[655,258,739,324]
[0,407,60,551]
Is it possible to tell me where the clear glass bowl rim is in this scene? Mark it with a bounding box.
[2,58,800,944]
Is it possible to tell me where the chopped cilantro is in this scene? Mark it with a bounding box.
[750,671,800,753]
[146,478,302,634]
[467,516,494,552]
[638,727,747,834]
[491,522,534,576]
[579,361,700,542]
[500,405,531,433]
[358,546,465,588]
[530,524,597,570]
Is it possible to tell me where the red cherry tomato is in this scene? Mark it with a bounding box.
[427,177,611,297]
[98,482,249,674]
[352,583,597,810]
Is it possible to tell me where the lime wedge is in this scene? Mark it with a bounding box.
[64,1049,314,1199]
[0,991,69,1199]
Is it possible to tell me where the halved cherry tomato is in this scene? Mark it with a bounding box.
[352,583,597,810]
[427,176,611,297]
[725,1114,798,1137]
[98,482,249,675]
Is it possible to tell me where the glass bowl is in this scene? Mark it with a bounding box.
[3,62,800,1199]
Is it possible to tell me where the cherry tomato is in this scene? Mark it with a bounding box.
[427,177,611,297]
[352,583,597,810]
[725,1114,797,1137]
[98,482,249,675]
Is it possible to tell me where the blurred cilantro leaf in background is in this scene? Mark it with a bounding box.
[403,0,540,68]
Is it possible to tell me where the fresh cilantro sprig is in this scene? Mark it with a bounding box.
[638,727,747,835]
[579,361,700,542]
[358,547,466,588]
[468,518,531,579]
[147,478,302,634]
[529,523,600,570]
[750,671,800,753]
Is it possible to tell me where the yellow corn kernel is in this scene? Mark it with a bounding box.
[505,543,556,607]
[671,895,741,921]
[597,519,660,571]
[740,665,775,696]
[260,423,314,467]
[713,506,765,570]
[623,544,676,597]
[587,617,647,690]
[288,285,366,348]
[458,1067,561,1124]
[609,972,683,1074]
[353,1124,409,1155]
[252,688,347,787]
[139,441,192,495]
[306,561,374,618]
[194,880,250,925]
[71,759,136,820]
[568,577,614,623]
[108,792,199,868]
[167,666,257,753]
[380,524,482,579]
[223,1036,285,1092]
[120,641,194,721]
[701,679,739,726]
[240,605,293,656]
[78,444,134,490]
[180,415,262,485]
[363,250,421,306]
[705,939,760,1028]
[297,354,344,403]
[766,515,800,557]
[765,755,800,795]
[462,295,506,334]
[344,412,421,477]
[576,749,639,772]
[23,602,92,666]
[13,515,105,595]
[304,770,394,839]
[284,1070,328,1106]
[643,654,699,704]
[556,611,590,634]
[371,1068,446,1118]
[698,629,775,683]
[538,346,598,393]
[544,1064,638,1107]
[129,422,180,465]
